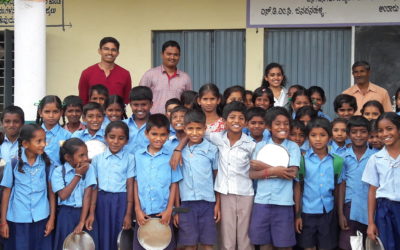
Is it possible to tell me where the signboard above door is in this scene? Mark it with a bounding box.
[247,0,400,28]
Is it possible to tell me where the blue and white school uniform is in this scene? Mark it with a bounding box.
[42,124,71,165]
[71,128,105,143]
[329,140,347,157]
[0,149,54,250]
[249,138,300,247]
[164,134,180,153]
[92,148,135,250]
[0,135,19,162]
[362,147,400,250]
[243,127,271,142]
[100,116,111,130]
[51,162,97,250]
[123,116,148,154]
[133,145,183,250]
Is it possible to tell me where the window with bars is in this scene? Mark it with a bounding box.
[0,29,14,114]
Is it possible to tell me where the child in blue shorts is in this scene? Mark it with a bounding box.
[362,112,400,250]
[133,114,183,250]
[174,109,220,249]
[72,102,105,143]
[249,107,300,249]
[294,117,342,250]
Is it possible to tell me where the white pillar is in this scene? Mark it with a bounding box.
[14,0,46,122]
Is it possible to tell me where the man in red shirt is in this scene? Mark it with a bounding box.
[78,37,132,104]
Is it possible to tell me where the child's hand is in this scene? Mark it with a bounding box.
[250,160,268,171]
[0,223,9,238]
[85,214,95,231]
[76,161,90,176]
[295,217,303,234]
[157,208,172,225]
[214,203,221,223]
[173,214,179,228]
[136,209,149,226]
[169,151,182,170]
[44,218,55,236]
[122,214,132,230]
[272,167,296,179]
[338,213,349,230]
[367,223,379,241]
[73,221,85,234]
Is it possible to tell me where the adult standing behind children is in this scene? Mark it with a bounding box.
[342,61,392,115]
[78,37,132,104]
[139,40,192,114]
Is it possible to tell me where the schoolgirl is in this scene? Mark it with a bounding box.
[252,87,274,111]
[197,83,224,133]
[308,86,331,121]
[360,100,384,121]
[102,95,127,129]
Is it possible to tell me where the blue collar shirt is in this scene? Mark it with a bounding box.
[71,128,105,143]
[0,135,19,162]
[123,116,148,154]
[101,116,111,130]
[329,140,347,157]
[42,124,71,165]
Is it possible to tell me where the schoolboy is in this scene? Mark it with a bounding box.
[289,119,307,151]
[72,102,105,143]
[174,109,220,249]
[123,86,152,154]
[337,116,374,250]
[165,98,182,120]
[89,84,109,106]
[0,105,25,161]
[248,107,300,249]
[165,106,188,152]
[133,114,183,250]
[333,94,357,120]
[245,107,270,142]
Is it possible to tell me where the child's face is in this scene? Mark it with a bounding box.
[309,127,330,151]
[105,103,123,122]
[184,122,206,145]
[224,111,245,134]
[67,145,89,167]
[332,122,347,144]
[23,129,46,155]
[65,105,82,124]
[289,127,306,147]
[84,109,104,133]
[299,115,312,126]
[269,114,290,144]
[247,116,266,139]
[337,103,355,120]
[245,94,254,109]
[292,96,311,112]
[89,91,107,105]
[311,92,324,111]
[348,126,369,148]
[362,106,381,121]
[171,111,186,132]
[255,94,271,110]
[198,92,220,113]
[264,67,283,88]
[2,113,23,139]
[106,127,128,154]
[368,131,383,150]
[226,91,243,104]
[146,126,169,151]
[377,118,400,147]
[39,103,62,128]
[165,104,179,119]
[130,100,152,121]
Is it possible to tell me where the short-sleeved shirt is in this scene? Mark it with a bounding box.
[342,82,392,115]
[42,124,71,165]
[362,147,400,202]
[139,65,192,114]
[101,116,111,130]
[78,63,132,104]
[208,131,256,196]
[0,150,53,223]
[51,162,97,207]
[339,147,375,224]
[329,140,347,158]
[135,146,183,215]
[0,136,18,162]
[164,135,179,154]
[123,116,148,154]
[179,139,218,202]
[253,138,301,205]
[71,128,105,143]
[92,148,135,193]
[300,148,340,214]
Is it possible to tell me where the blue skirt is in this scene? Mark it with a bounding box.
[4,218,53,250]
[96,191,127,250]
[376,198,400,250]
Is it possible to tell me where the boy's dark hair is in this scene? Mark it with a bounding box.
[291,119,307,133]
[1,105,25,124]
[129,86,153,102]
[146,114,170,132]
[184,109,206,125]
[59,138,86,164]
[295,106,318,120]
[180,90,198,106]
[252,87,274,108]
[105,121,129,139]
[346,115,371,133]
[165,98,182,112]
[306,117,332,137]
[222,85,246,104]
[89,84,109,99]
[360,100,384,116]
[83,102,104,116]
[171,106,189,118]
[265,106,291,127]
[245,107,266,122]
[333,94,358,113]
[352,61,370,71]
[222,101,247,120]
[99,37,120,50]
[162,40,180,53]
[308,86,326,103]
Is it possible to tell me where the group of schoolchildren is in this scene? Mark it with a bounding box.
[0,62,400,250]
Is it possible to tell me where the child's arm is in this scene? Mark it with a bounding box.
[173,185,181,228]
[85,187,97,231]
[157,182,177,225]
[134,180,148,226]
[45,182,56,237]
[294,181,303,234]
[337,181,349,231]
[169,136,188,170]
[249,160,297,180]
[123,177,134,230]
[0,188,11,238]
[367,185,379,241]
[214,192,221,223]
[57,162,89,201]
[74,186,92,233]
